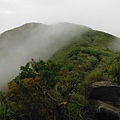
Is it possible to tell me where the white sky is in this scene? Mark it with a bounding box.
[0,0,120,37]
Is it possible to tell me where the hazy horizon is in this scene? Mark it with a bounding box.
[0,0,120,37]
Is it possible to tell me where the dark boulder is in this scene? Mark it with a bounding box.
[95,100,120,120]
[89,81,120,103]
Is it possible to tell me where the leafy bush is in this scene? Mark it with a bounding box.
[68,48,80,57]
[103,58,120,83]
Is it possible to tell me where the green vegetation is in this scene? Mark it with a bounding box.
[102,57,120,84]
[0,29,120,120]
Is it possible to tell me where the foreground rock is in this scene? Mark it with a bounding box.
[89,81,120,103]
[95,100,120,120]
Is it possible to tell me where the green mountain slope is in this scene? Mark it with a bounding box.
[0,22,91,90]
[0,23,120,120]
[51,30,120,81]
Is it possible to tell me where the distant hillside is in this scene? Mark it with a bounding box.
[50,30,120,83]
[0,22,92,58]
[0,22,91,90]
[51,29,118,62]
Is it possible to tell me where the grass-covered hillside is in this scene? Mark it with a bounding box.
[0,22,91,90]
[0,24,120,120]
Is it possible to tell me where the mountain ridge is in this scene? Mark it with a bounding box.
[0,22,120,119]
[0,22,119,91]
[0,22,92,90]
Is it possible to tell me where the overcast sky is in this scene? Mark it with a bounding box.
[0,0,120,37]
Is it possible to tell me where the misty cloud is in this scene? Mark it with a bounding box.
[0,22,90,91]
[109,38,120,51]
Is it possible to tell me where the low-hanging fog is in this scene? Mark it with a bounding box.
[109,38,120,51]
[0,22,91,91]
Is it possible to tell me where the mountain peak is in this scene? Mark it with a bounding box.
[0,22,119,91]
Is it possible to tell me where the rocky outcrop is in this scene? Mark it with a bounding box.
[89,81,120,120]
[95,100,120,120]
[89,81,120,103]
